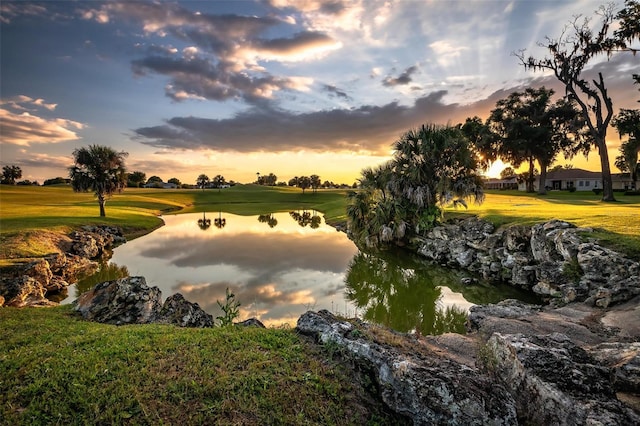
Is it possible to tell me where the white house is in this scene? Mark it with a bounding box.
[483,176,518,190]
[512,168,640,192]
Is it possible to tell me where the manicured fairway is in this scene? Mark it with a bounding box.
[1,185,638,260]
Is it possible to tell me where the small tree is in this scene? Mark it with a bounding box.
[127,171,146,188]
[1,165,22,185]
[500,167,517,180]
[167,177,181,187]
[196,174,210,191]
[69,145,128,217]
[298,176,311,193]
[310,174,321,193]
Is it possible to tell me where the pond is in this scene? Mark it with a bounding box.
[64,212,537,333]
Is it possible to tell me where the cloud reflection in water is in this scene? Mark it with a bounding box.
[109,212,358,326]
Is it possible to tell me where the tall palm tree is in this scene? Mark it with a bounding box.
[69,145,128,217]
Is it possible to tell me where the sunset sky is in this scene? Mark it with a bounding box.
[1,0,638,185]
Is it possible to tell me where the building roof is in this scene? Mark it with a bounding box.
[545,168,601,180]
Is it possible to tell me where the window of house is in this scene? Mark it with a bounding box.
[579,181,584,187]
[585,181,590,187]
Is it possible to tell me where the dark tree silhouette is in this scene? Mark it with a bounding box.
[1,165,22,185]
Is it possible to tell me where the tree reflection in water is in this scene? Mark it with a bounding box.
[345,250,468,335]
[257,213,278,228]
[289,210,322,228]
[214,212,226,229]
[197,212,211,230]
[75,262,130,298]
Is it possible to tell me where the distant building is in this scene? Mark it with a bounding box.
[483,176,518,190]
[508,168,636,192]
[544,168,601,192]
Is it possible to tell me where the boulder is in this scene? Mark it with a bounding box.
[578,243,640,307]
[23,259,52,289]
[485,333,640,425]
[235,318,266,328]
[158,293,213,327]
[74,276,163,325]
[588,342,640,393]
[69,225,125,259]
[297,310,518,425]
[0,276,55,307]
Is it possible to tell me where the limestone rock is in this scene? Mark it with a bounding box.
[158,293,213,327]
[74,276,163,325]
[0,276,54,307]
[23,259,52,289]
[588,342,640,393]
[416,218,640,306]
[235,318,266,328]
[485,332,640,425]
[298,310,518,425]
[69,225,125,259]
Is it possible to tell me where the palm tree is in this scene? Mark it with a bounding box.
[196,174,210,191]
[347,124,484,247]
[197,212,211,230]
[69,145,128,217]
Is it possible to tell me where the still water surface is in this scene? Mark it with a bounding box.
[66,212,536,332]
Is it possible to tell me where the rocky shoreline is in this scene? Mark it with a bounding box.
[0,225,125,307]
[1,218,639,424]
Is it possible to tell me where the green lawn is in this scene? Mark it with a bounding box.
[0,184,348,260]
[446,190,640,259]
[1,185,639,424]
[0,305,391,425]
[1,184,639,260]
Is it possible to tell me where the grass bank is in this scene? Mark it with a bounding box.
[445,190,640,260]
[0,305,393,425]
[2,185,639,424]
[1,184,639,260]
[0,184,348,261]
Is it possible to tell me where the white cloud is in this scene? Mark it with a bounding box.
[0,97,84,146]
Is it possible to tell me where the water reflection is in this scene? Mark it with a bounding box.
[197,212,211,230]
[258,214,278,228]
[290,210,322,228]
[66,212,537,332]
[100,212,358,327]
[345,250,468,335]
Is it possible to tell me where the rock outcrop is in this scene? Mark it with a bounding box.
[417,218,640,307]
[158,293,214,327]
[74,276,213,328]
[297,310,518,425]
[300,305,640,425]
[0,226,123,307]
[485,332,639,425]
